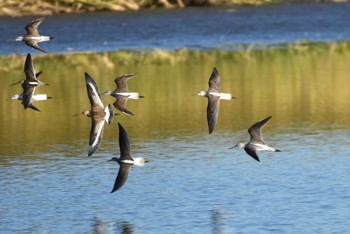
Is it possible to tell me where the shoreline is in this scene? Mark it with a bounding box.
[1,0,349,17]
[1,41,349,71]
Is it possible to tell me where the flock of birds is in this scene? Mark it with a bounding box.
[11,17,281,192]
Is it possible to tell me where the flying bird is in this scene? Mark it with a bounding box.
[103,74,144,116]
[108,123,148,193]
[16,17,53,53]
[82,73,114,156]
[19,53,48,111]
[230,116,281,162]
[197,67,234,134]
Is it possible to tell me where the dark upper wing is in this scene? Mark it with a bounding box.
[248,116,272,143]
[24,53,36,81]
[21,85,36,109]
[113,96,134,115]
[114,74,135,92]
[27,103,40,112]
[85,73,104,108]
[88,118,105,156]
[207,95,220,134]
[25,41,48,53]
[244,146,260,162]
[208,67,220,93]
[25,17,45,36]
[111,163,133,193]
[118,123,133,161]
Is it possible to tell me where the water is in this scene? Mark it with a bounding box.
[1,3,350,233]
[1,3,350,55]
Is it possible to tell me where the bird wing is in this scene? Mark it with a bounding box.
[25,17,45,36]
[113,96,134,115]
[118,123,134,161]
[27,103,40,112]
[85,73,104,108]
[248,116,272,144]
[208,67,220,93]
[88,117,105,156]
[24,53,37,81]
[25,41,48,53]
[207,95,220,134]
[244,147,260,162]
[21,85,36,109]
[114,74,135,92]
[111,163,133,193]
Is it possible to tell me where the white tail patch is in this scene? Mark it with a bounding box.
[133,157,147,167]
[115,92,141,99]
[27,36,51,42]
[209,92,232,100]
[11,94,49,101]
[32,94,49,101]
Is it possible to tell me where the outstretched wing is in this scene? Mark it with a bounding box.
[85,73,104,108]
[25,41,48,53]
[24,53,36,81]
[208,67,220,93]
[113,96,134,115]
[114,74,135,92]
[25,17,45,36]
[21,86,36,109]
[111,163,133,193]
[207,95,220,134]
[118,123,133,161]
[248,116,272,144]
[244,147,260,162]
[88,118,105,156]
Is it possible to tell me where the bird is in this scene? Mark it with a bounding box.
[103,74,144,116]
[15,17,53,53]
[197,67,234,134]
[10,93,52,101]
[83,72,114,156]
[230,116,281,162]
[9,93,52,112]
[10,71,44,86]
[20,53,48,111]
[108,122,148,193]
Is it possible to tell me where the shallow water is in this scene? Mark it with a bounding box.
[1,48,350,232]
[1,3,350,233]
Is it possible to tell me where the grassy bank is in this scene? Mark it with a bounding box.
[1,0,348,17]
[0,41,349,71]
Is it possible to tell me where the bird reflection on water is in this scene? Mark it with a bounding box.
[92,218,133,234]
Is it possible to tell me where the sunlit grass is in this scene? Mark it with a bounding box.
[1,41,349,70]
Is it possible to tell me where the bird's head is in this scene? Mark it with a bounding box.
[107,157,119,163]
[197,91,207,97]
[229,143,245,149]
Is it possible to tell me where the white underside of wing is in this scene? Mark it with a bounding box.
[91,121,104,148]
[88,82,104,107]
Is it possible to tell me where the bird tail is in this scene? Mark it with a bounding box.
[275,149,281,152]
[32,94,49,101]
[133,157,148,167]
[105,104,114,124]
[128,92,142,99]
[219,92,232,100]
